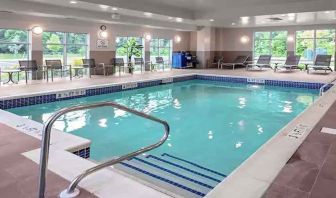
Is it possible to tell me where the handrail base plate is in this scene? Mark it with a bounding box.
[59,188,80,198]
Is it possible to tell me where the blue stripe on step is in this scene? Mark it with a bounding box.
[162,153,227,178]
[120,162,206,197]
[146,155,221,183]
[132,157,214,189]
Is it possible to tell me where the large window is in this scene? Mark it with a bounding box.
[296,29,335,66]
[43,32,88,65]
[0,28,30,68]
[254,31,287,62]
[116,36,144,63]
[150,38,172,62]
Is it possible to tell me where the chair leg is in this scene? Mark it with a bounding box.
[25,71,28,84]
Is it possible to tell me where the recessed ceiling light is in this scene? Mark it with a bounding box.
[176,18,183,22]
[144,12,152,17]
[99,5,109,9]
[281,14,286,17]
[287,13,295,17]
[232,22,236,25]
[168,17,173,20]
[112,7,118,11]
[324,11,331,14]
[69,0,77,4]
[241,16,249,24]
[209,19,214,22]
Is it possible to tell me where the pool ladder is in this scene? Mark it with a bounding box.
[319,75,336,96]
[37,102,170,198]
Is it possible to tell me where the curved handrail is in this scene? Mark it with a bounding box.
[38,102,170,198]
[319,76,336,96]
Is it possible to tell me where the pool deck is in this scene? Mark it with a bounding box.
[0,68,335,98]
[0,123,95,198]
[1,68,336,198]
[264,101,336,198]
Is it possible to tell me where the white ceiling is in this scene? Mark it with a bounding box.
[0,0,336,30]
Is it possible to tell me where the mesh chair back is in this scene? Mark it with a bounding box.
[234,56,248,64]
[19,60,38,71]
[82,59,96,68]
[134,58,143,65]
[284,55,301,66]
[257,55,272,65]
[112,58,125,66]
[314,55,332,66]
[45,60,63,69]
[156,57,164,64]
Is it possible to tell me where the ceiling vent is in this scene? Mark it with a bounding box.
[268,17,283,22]
[111,13,121,20]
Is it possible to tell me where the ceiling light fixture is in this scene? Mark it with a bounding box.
[209,19,214,22]
[112,7,118,11]
[31,26,43,35]
[324,11,331,14]
[240,16,249,24]
[69,1,77,4]
[232,22,236,25]
[176,18,183,22]
[168,17,173,20]
[144,12,152,17]
[99,5,109,9]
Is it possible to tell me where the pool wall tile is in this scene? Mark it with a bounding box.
[0,74,331,110]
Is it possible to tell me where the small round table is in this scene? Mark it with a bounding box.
[1,69,21,84]
[72,67,85,78]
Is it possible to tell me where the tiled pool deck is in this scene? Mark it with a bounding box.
[1,68,336,197]
[0,123,95,198]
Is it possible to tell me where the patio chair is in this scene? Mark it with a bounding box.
[19,60,44,84]
[246,55,272,71]
[134,58,150,73]
[274,55,301,72]
[45,59,72,81]
[155,57,171,71]
[111,58,127,76]
[220,56,249,70]
[306,55,333,74]
[82,59,106,76]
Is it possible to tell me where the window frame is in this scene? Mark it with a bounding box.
[42,31,89,65]
[150,38,173,62]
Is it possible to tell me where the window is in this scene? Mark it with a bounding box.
[254,31,287,62]
[42,32,88,65]
[0,28,30,68]
[296,29,335,66]
[150,38,172,62]
[115,36,144,63]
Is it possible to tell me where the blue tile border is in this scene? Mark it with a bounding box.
[72,147,90,159]
[146,155,221,183]
[161,153,226,178]
[1,74,331,110]
[131,157,214,189]
[120,161,206,197]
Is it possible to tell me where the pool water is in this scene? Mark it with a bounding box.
[9,80,318,175]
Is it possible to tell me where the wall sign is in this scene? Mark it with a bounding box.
[247,78,265,84]
[56,89,86,99]
[122,82,138,90]
[97,39,109,48]
[162,78,174,84]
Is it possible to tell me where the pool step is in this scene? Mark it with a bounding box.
[116,154,225,198]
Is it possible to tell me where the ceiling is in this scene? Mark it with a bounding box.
[0,0,336,30]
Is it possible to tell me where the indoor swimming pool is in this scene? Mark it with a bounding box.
[9,79,319,197]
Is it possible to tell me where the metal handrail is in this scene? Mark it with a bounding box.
[319,76,336,96]
[37,102,170,198]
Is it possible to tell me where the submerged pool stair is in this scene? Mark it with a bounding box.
[117,153,226,198]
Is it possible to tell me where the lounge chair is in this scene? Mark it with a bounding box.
[82,59,106,76]
[274,55,301,72]
[246,55,272,71]
[45,59,72,81]
[306,55,333,74]
[220,56,248,70]
[19,60,45,84]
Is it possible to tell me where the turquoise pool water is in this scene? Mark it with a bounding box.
[9,80,318,175]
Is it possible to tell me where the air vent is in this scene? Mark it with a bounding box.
[111,13,121,20]
[268,17,283,21]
